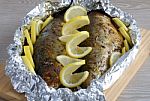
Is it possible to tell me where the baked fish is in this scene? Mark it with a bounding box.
[33,11,123,88]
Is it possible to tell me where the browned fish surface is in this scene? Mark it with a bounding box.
[33,11,123,88]
[33,13,66,88]
[80,11,123,87]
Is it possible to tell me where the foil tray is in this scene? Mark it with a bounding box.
[5,0,141,101]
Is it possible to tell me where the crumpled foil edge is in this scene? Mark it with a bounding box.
[5,0,141,101]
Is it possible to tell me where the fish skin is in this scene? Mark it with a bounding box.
[33,11,123,88]
[80,11,123,87]
[33,13,66,88]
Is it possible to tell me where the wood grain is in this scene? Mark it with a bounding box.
[104,29,150,101]
[118,58,150,101]
[0,0,150,101]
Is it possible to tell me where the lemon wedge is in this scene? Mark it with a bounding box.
[122,47,126,55]
[59,30,79,42]
[64,6,87,22]
[119,27,133,46]
[35,19,43,36]
[60,61,89,88]
[69,30,80,35]
[23,25,31,30]
[22,56,35,74]
[42,15,53,29]
[24,46,35,68]
[66,31,92,58]
[110,52,121,67]
[59,34,75,43]
[23,29,33,55]
[112,18,128,31]
[62,16,90,36]
[124,40,129,51]
[31,20,37,44]
[56,55,85,66]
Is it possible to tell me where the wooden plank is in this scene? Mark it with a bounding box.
[0,29,149,101]
[104,29,150,101]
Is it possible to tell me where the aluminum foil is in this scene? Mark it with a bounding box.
[5,0,141,101]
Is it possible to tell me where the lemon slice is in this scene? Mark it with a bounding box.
[36,19,43,36]
[56,55,85,66]
[42,15,53,29]
[62,16,90,36]
[24,46,35,68]
[69,30,80,35]
[23,29,33,55]
[31,20,37,44]
[59,30,79,42]
[60,61,89,88]
[122,47,126,55]
[112,18,128,31]
[119,27,133,46]
[64,6,87,22]
[124,40,129,51]
[59,34,75,43]
[22,56,35,74]
[66,31,92,58]
[23,25,31,30]
[110,52,121,67]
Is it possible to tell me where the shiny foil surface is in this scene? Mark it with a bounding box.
[5,0,141,101]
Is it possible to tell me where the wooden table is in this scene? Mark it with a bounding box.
[0,0,150,101]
